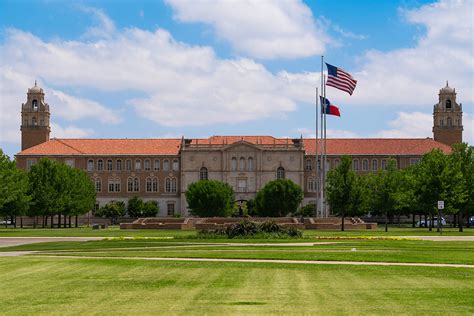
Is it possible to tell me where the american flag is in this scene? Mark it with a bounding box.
[325,63,357,95]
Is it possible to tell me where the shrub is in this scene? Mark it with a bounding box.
[197,220,303,239]
[185,180,234,217]
[96,201,126,224]
[255,179,303,217]
[296,204,316,217]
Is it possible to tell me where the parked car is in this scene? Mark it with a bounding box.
[416,217,446,227]
[467,216,474,226]
[0,219,12,225]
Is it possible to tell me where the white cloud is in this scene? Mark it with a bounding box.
[50,123,93,139]
[80,6,116,39]
[49,90,121,124]
[166,0,331,59]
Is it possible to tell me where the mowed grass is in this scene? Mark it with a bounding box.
[0,256,473,315]
[5,239,474,265]
[0,226,474,237]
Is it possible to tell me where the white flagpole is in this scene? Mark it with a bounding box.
[319,56,324,217]
[315,87,319,217]
[323,74,328,217]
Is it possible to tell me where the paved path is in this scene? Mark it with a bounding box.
[0,237,103,248]
[32,255,474,269]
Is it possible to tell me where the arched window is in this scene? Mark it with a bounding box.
[381,159,387,170]
[87,159,94,171]
[165,177,177,193]
[276,167,285,179]
[146,177,153,192]
[32,117,37,126]
[247,157,254,171]
[447,117,452,126]
[307,177,316,192]
[135,159,141,171]
[362,159,369,171]
[95,178,102,192]
[171,178,177,192]
[154,159,160,171]
[446,99,452,109]
[107,159,113,171]
[133,177,139,192]
[32,100,38,111]
[200,167,208,180]
[163,159,170,171]
[97,159,104,171]
[108,178,120,192]
[152,178,159,192]
[372,159,378,171]
[116,159,122,171]
[440,119,444,126]
[306,159,312,171]
[127,177,134,192]
[144,159,151,171]
[239,157,245,171]
[231,157,237,171]
[126,159,132,171]
[352,159,359,171]
[172,159,179,171]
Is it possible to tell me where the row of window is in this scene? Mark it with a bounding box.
[87,158,179,172]
[198,166,286,181]
[23,116,45,127]
[439,117,460,126]
[94,177,178,193]
[230,157,254,172]
[305,158,405,172]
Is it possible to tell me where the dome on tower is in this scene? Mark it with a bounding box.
[29,81,43,93]
[440,81,454,93]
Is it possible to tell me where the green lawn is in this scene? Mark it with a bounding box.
[0,257,473,315]
[4,239,474,265]
[0,226,473,237]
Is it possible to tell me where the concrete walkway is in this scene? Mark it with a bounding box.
[0,237,103,248]
[32,255,474,269]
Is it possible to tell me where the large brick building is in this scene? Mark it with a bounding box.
[16,83,461,216]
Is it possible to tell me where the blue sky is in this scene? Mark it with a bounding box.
[0,0,472,158]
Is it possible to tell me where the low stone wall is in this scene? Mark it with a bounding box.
[304,217,377,230]
[120,217,195,230]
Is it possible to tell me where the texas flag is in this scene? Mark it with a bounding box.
[320,96,341,117]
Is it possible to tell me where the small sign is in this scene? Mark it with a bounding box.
[438,201,444,210]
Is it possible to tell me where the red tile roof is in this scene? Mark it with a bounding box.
[17,138,182,156]
[190,135,288,145]
[17,137,451,157]
[303,138,452,155]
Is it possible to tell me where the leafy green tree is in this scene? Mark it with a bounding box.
[186,180,234,217]
[64,167,96,227]
[0,150,30,228]
[296,203,316,217]
[28,158,64,228]
[326,156,363,231]
[127,196,145,218]
[364,160,403,232]
[96,201,126,224]
[450,143,473,231]
[255,179,303,217]
[413,149,467,231]
[143,201,160,217]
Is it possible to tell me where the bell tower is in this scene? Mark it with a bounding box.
[21,81,51,151]
[432,82,463,146]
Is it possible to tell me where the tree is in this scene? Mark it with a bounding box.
[186,180,234,217]
[64,167,96,227]
[326,156,363,231]
[96,201,126,225]
[127,196,145,218]
[0,150,30,227]
[143,201,160,217]
[255,179,303,217]
[364,159,403,232]
[414,149,468,231]
[450,143,474,231]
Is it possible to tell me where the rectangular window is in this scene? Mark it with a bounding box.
[144,159,151,171]
[154,159,160,171]
[116,160,122,171]
[410,158,420,166]
[167,203,175,216]
[26,158,37,170]
[87,160,94,171]
[126,160,132,171]
[65,159,74,168]
[115,182,121,192]
[172,159,179,171]
[135,160,141,171]
[163,160,170,171]
[237,179,247,192]
[107,160,113,171]
[108,182,114,192]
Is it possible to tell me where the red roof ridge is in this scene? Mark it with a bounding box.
[54,138,85,154]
